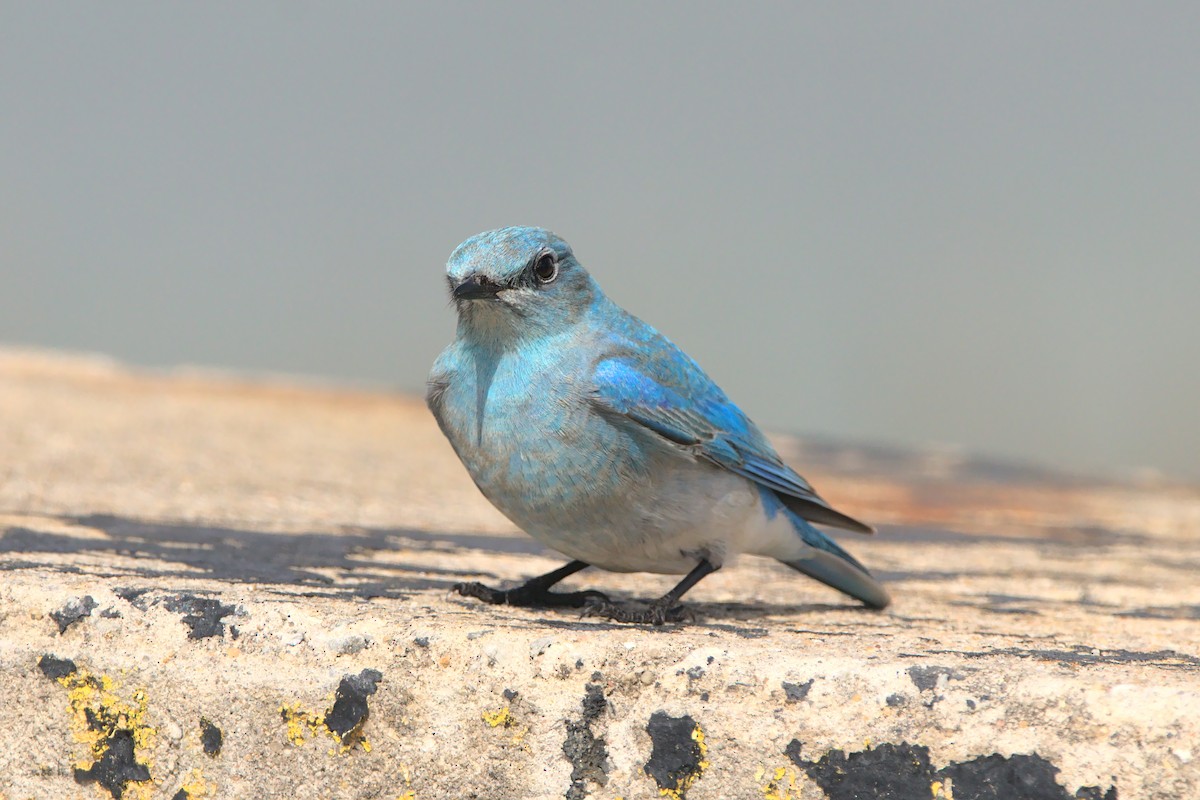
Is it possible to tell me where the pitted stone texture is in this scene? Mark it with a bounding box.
[0,349,1196,799]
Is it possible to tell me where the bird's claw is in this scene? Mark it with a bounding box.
[581,597,692,626]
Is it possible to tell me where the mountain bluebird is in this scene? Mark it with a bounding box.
[427,226,889,624]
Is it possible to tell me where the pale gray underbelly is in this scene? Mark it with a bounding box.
[489,457,769,573]
[437,375,790,573]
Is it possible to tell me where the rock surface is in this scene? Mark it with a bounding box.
[1,348,1197,799]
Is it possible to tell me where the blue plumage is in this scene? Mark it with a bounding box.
[428,227,889,622]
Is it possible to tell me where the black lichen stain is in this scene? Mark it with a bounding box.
[782,678,814,703]
[114,587,152,609]
[51,595,97,633]
[943,754,1117,800]
[163,594,237,639]
[323,668,383,744]
[644,712,703,797]
[790,740,936,799]
[114,589,239,639]
[579,683,605,723]
[786,739,1118,800]
[906,665,967,692]
[200,717,223,757]
[171,790,189,800]
[73,729,151,800]
[38,654,78,680]
[563,683,609,800]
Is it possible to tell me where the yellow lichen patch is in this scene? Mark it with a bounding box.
[60,671,155,757]
[280,702,326,746]
[56,669,156,800]
[932,778,955,798]
[279,701,369,754]
[481,706,512,728]
[758,766,798,800]
[178,768,215,798]
[659,722,710,800]
[393,762,416,799]
[693,724,710,770]
[480,704,529,747]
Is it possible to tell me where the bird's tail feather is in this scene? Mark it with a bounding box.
[780,512,890,609]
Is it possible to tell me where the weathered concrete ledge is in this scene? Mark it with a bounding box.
[1,349,1197,799]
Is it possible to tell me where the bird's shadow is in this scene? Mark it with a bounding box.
[0,512,888,625]
[0,512,548,602]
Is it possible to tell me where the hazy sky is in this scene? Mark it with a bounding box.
[2,3,1198,482]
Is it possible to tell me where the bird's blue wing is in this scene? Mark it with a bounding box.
[589,346,873,534]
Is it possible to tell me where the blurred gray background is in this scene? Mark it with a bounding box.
[2,3,1197,482]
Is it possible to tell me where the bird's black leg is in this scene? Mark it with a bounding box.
[453,560,610,608]
[586,559,720,625]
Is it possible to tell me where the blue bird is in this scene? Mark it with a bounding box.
[427,227,889,623]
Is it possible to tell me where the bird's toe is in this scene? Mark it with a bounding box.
[452,581,506,604]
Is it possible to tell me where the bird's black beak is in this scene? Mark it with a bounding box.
[453,275,502,300]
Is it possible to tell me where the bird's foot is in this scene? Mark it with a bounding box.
[582,597,693,626]
[453,581,610,609]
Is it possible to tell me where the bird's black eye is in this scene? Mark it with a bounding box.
[532,252,558,284]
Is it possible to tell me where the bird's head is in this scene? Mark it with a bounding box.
[445,227,596,340]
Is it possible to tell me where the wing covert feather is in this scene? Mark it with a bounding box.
[589,349,872,534]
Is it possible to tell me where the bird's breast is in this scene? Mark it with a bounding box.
[436,345,636,518]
